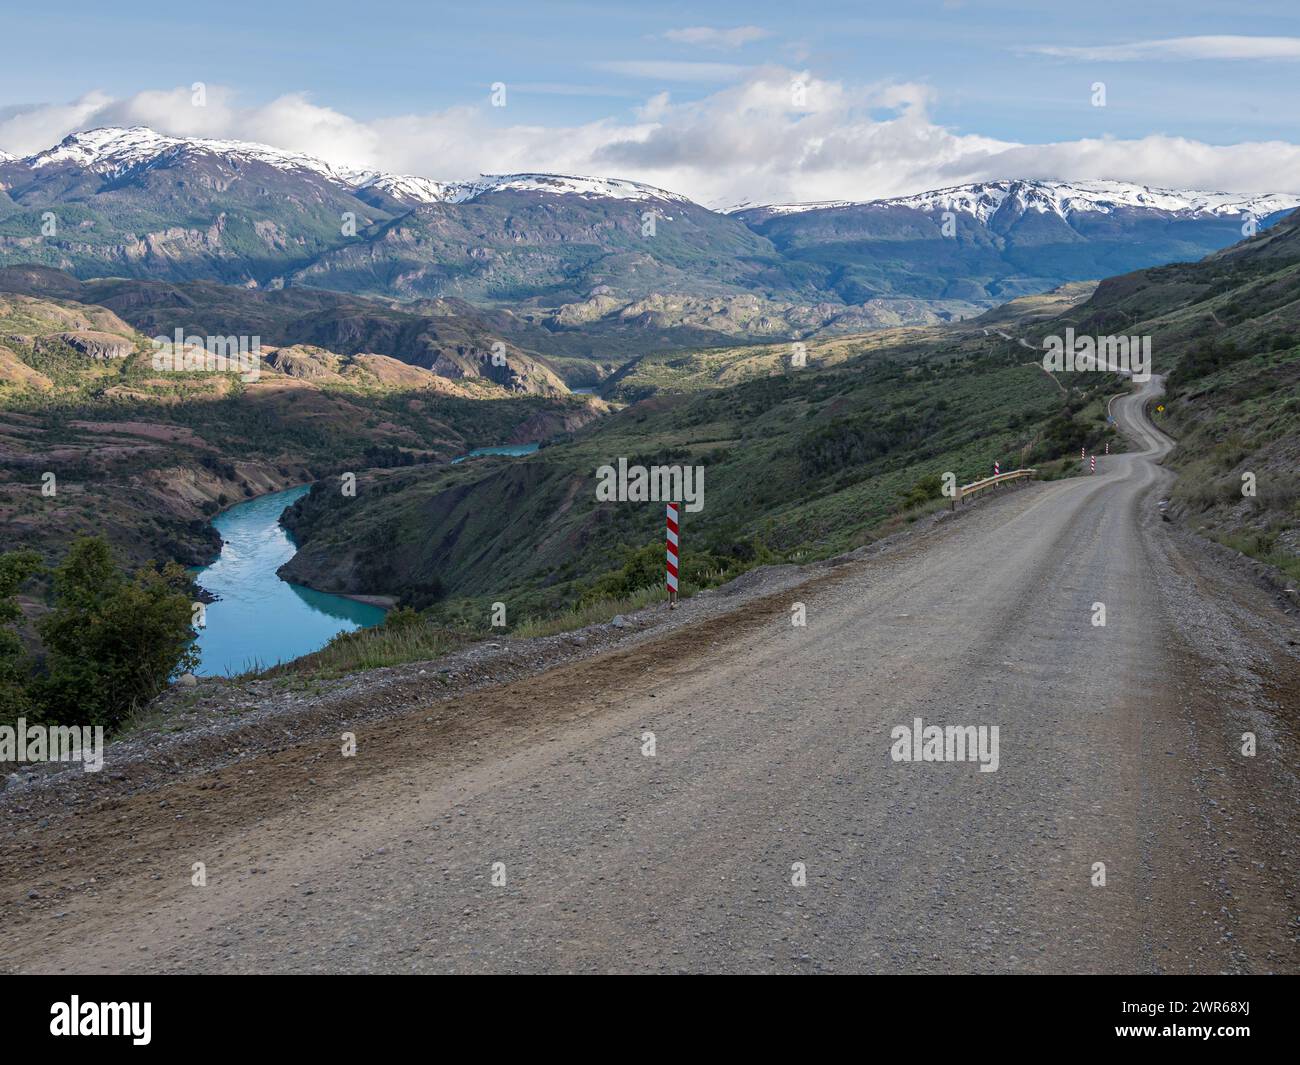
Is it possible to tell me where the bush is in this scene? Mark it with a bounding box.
[583,533,774,606]
[1168,340,1250,393]
[585,541,665,602]
[35,538,199,730]
[900,474,943,510]
[1030,412,1092,463]
[382,606,422,630]
[0,550,42,724]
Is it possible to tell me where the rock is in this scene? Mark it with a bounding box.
[611,615,630,628]
[38,330,135,360]
[177,673,198,687]
[4,772,24,791]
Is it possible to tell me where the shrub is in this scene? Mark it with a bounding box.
[383,606,422,630]
[0,550,41,725]
[900,474,943,510]
[585,541,665,602]
[36,538,199,730]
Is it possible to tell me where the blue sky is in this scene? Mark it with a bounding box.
[2,1,1298,203]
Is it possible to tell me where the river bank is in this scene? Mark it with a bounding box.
[192,485,387,676]
[192,439,547,674]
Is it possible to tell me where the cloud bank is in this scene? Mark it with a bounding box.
[2,69,1298,208]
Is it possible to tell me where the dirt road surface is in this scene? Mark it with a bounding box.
[3,377,1297,974]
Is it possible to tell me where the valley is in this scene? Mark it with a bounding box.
[0,277,602,572]
[5,0,1300,997]
[2,198,1297,678]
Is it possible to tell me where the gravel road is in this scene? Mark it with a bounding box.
[3,377,1297,974]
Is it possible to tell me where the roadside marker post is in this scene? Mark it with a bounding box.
[666,502,680,609]
[1090,455,1096,474]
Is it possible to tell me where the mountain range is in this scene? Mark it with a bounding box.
[3,127,1297,321]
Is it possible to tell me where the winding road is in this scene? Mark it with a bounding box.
[4,377,1297,974]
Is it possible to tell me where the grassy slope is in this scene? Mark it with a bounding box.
[1033,212,1300,580]
[278,301,1123,626]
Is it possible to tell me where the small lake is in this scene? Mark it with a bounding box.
[192,485,387,676]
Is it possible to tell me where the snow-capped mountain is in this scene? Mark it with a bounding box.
[4,127,1298,308]
[14,127,690,208]
[16,130,1297,221]
[347,171,459,205]
[443,173,692,205]
[739,179,1300,224]
[353,171,692,207]
[26,126,360,185]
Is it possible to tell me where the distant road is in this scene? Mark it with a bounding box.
[5,377,1297,974]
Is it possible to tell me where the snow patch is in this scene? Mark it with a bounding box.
[347,172,459,204]
[741,179,1300,223]
[27,126,358,185]
[446,172,692,205]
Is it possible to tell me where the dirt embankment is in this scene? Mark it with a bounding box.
[0,409,312,569]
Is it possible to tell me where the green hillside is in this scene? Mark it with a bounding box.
[278,319,1121,620]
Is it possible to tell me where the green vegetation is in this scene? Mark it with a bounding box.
[260,606,468,680]
[1163,345,1300,581]
[512,585,678,639]
[279,322,1121,635]
[0,549,41,721]
[0,537,198,731]
[1050,211,1300,579]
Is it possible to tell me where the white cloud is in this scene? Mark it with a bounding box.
[663,26,771,50]
[955,135,1300,196]
[0,91,115,155]
[1025,35,1300,62]
[591,60,749,82]
[2,71,1298,208]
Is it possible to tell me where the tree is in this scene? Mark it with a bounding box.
[38,538,199,730]
[0,550,41,725]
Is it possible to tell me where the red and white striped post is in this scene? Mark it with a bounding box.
[993,460,1000,477]
[665,502,680,609]
[1081,446,1086,463]
[1090,454,1096,474]
[1104,441,1109,455]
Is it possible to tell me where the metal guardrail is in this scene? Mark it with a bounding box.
[952,468,1037,508]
